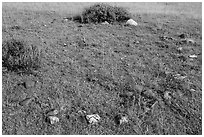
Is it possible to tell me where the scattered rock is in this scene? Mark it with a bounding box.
[189,54,197,58]
[78,110,87,116]
[78,24,83,27]
[181,38,195,44]
[190,89,196,92]
[11,25,21,30]
[142,89,156,98]
[164,91,171,100]
[178,55,187,62]
[47,116,59,124]
[177,47,183,52]
[19,97,34,106]
[50,19,56,24]
[125,19,138,26]
[178,33,186,39]
[47,109,59,116]
[119,91,134,98]
[101,21,109,25]
[86,114,100,125]
[119,116,129,124]
[160,36,174,41]
[22,80,36,89]
[174,74,187,80]
[114,114,128,125]
[63,17,72,22]
[63,43,67,46]
[186,38,195,44]
[135,84,144,92]
[64,19,69,22]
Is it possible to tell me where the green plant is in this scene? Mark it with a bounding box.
[2,38,41,72]
[81,3,131,23]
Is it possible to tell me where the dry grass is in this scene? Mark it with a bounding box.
[2,2,202,135]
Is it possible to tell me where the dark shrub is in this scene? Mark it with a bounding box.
[2,38,41,72]
[81,3,131,23]
[73,14,83,23]
[113,6,131,22]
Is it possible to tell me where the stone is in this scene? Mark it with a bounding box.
[22,80,36,89]
[101,21,109,25]
[135,84,144,92]
[164,91,171,100]
[178,33,186,39]
[189,54,197,58]
[19,97,34,106]
[126,19,138,26]
[114,114,128,125]
[47,109,59,116]
[119,116,128,124]
[174,74,187,80]
[186,38,195,44]
[86,114,100,124]
[47,116,59,124]
[136,41,140,44]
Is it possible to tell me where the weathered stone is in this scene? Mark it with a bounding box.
[19,97,34,106]
[47,116,59,124]
[86,114,100,124]
[101,21,109,25]
[47,109,59,116]
[126,19,138,26]
[178,33,186,39]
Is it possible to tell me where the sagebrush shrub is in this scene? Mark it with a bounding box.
[2,38,41,72]
[81,3,131,23]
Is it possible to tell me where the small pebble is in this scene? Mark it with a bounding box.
[47,109,59,116]
[119,116,128,124]
[114,114,128,125]
[22,80,36,89]
[164,91,171,100]
[47,116,59,124]
[86,114,100,124]
[174,74,187,80]
[101,21,109,25]
[19,97,34,106]
[178,33,186,39]
[189,55,197,58]
[177,47,183,51]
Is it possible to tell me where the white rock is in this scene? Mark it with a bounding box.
[189,55,197,58]
[136,41,140,44]
[48,116,59,124]
[174,74,187,80]
[86,114,100,124]
[119,116,128,124]
[101,21,109,25]
[164,91,171,100]
[126,19,138,26]
[187,39,195,44]
[47,109,59,116]
[177,47,183,51]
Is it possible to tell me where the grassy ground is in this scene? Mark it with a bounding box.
[2,2,202,135]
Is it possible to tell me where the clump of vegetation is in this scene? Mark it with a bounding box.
[76,3,131,23]
[2,38,41,72]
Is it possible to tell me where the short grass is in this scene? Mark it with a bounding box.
[2,2,202,135]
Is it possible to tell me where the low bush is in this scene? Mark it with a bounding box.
[80,3,131,23]
[2,38,41,72]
